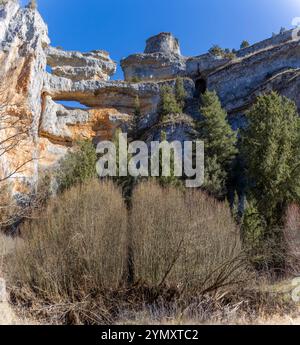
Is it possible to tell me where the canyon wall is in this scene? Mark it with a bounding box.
[0,1,300,197]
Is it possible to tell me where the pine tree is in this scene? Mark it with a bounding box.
[58,140,97,192]
[158,85,181,120]
[158,131,182,188]
[242,199,264,249]
[175,77,187,112]
[240,40,250,49]
[113,129,136,203]
[242,92,300,229]
[196,90,237,198]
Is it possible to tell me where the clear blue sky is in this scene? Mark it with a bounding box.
[21,0,300,79]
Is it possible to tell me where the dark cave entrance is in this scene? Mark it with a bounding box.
[194,78,207,98]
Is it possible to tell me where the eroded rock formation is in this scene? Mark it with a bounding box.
[0,0,49,195]
[47,46,116,82]
[0,1,300,197]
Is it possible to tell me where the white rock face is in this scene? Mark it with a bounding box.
[40,96,131,144]
[0,2,50,194]
[145,32,181,55]
[0,0,19,43]
[47,46,117,82]
[43,73,195,115]
[207,36,300,115]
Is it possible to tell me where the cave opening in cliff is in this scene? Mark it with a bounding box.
[194,78,207,98]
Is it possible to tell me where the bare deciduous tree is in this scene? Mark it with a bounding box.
[0,72,34,228]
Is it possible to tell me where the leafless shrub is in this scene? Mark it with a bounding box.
[131,181,246,296]
[8,180,127,304]
[6,180,295,325]
[0,232,18,277]
[0,67,35,229]
[283,204,300,275]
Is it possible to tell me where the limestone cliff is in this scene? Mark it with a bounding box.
[0,1,300,197]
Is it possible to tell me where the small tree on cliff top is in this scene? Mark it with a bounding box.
[240,40,250,49]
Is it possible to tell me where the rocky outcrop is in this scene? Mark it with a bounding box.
[207,37,300,117]
[145,32,181,55]
[121,52,187,82]
[0,1,49,195]
[47,46,116,82]
[40,95,130,144]
[121,33,187,82]
[43,73,194,115]
[1,1,300,199]
[121,29,300,119]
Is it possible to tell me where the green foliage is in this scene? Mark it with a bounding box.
[196,90,237,198]
[158,131,182,188]
[203,156,227,198]
[231,191,240,223]
[113,129,136,203]
[279,27,286,34]
[131,76,141,83]
[242,92,300,269]
[158,85,182,119]
[209,45,236,59]
[175,77,187,111]
[242,92,300,229]
[209,45,224,56]
[240,40,250,49]
[57,141,97,192]
[242,199,265,250]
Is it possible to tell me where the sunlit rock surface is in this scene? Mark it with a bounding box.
[46,46,116,82]
[0,1,300,198]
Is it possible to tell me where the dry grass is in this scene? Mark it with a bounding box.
[131,181,245,294]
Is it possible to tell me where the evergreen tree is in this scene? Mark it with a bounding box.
[242,199,264,249]
[158,131,182,188]
[242,92,300,229]
[240,40,250,49]
[279,27,286,34]
[196,90,237,198]
[175,77,187,112]
[58,140,97,192]
[158,85,181,119]
[113,129,136,204]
